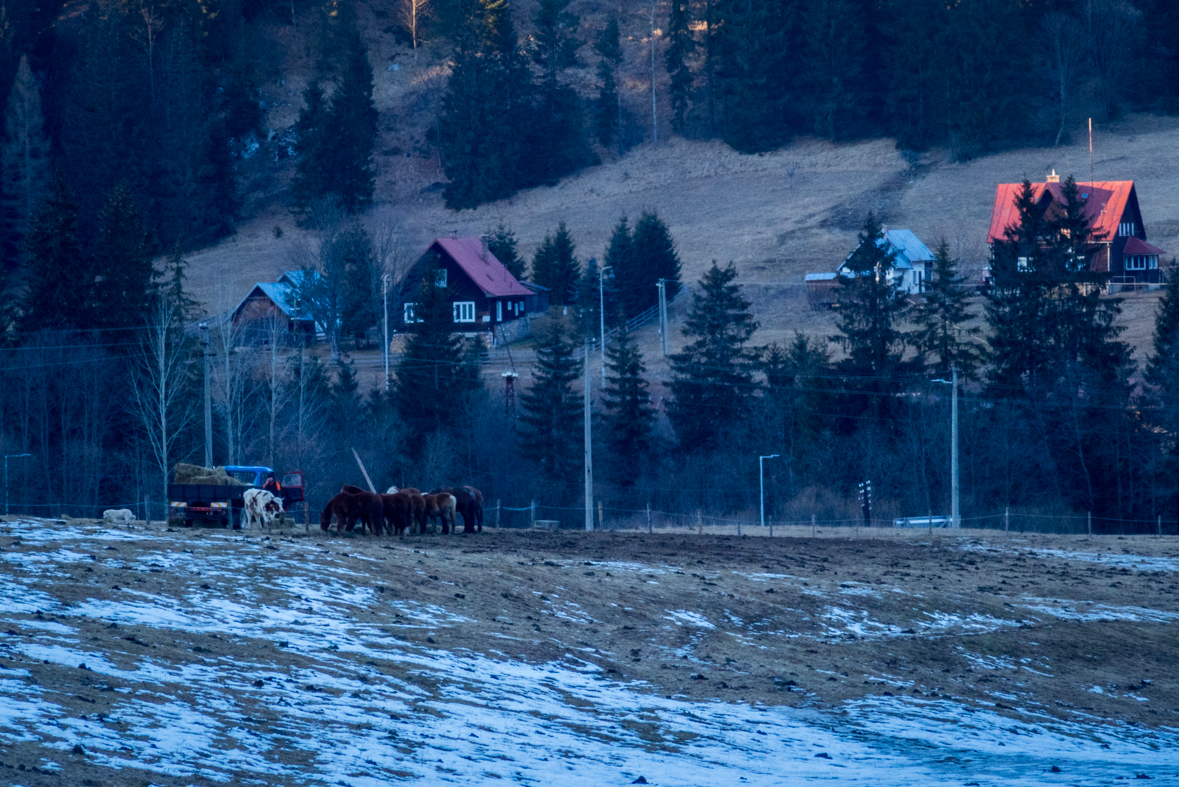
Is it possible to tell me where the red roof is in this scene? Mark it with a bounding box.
[434,237,532,298]
[1123,236,1164,256]
[986,180,1136,245]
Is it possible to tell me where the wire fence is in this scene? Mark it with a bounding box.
[3,498,1176,537]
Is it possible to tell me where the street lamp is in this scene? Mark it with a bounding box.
[382,274,392,393]
[597,261,612,385]
[760,454,779,529]
[932,366,959,529]
[5,453,31,516]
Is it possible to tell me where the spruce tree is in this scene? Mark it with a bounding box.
[800,0,867,140]
[601,327,655,485]
[911,238,980,377]
[833,211,907,376]
[761,333,831,491]
[292,81,330,214]
[713,0,794,152]
[593,18,623,148]
[394,267,482,451]
[633,211,682,306]
[337,222,377,346]
[1,55,49,267]
[518,322,581,490]
[1146,261,1179,389]
[531,222,580,306]
[326,33,379,212]
[331,359,366,449]
[488,223,525,279]
[668,261,759,453]
[665,0,695,133]
[89,184,157,333]
[603,215,636,315]
[18,172,84,333]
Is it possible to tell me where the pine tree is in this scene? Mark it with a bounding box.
[911,239,980,377]
[18,172,84,332]
[833,212,907,376]
[603,215,636,316]
[665,0,695,133]
[292,81,330,214]
[325,33,378,212]
[800,0,867,141]
[394,266,483,451]
[337,222,377,345]
[601,327,655,485]
[713,0,794,152]
[89,184,157,333]
[668,261,759,453]
[633,211,682,306]
[1146,261,1179,389]
[531,222,580,306]
[576,256,618,338]
[1,55,49,267]
[594,18,623,148]
[518,321,581,490]
[488,223,525,279]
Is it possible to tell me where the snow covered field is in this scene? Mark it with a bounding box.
[0,518,1175,785]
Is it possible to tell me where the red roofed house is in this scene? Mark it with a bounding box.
[396,236,544,344]
[986,171,1165,286]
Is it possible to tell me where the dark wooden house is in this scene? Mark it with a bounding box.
[397,237,538,342]
[231,271,319,345]
[986,172,1164,285]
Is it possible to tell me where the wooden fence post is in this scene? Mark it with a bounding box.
[647,502,652,533]
[811,513,816,538]
[530,500,536,528]
[1087,511,1092,537]
[1005,507,1009,534]
[598,501,603,531]
[496,500,501,529]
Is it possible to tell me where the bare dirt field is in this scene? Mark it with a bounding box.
[1,517,1176,785]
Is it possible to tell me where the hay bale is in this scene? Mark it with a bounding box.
[172,464,248,486]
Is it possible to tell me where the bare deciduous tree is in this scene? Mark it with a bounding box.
[129,298,195,518]
[1088,0,1144,120]
[258,316,295,468]
[211,290,255,466]
[398,0,430,63]
[1041,11,1085,146]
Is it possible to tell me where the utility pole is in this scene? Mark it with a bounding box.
[760,454,779,529]
[657,279,669,356]
[200,323,212,468]
[598,261,612,385]
[650,0,657,146]
[585,339,594,531]
[4,453,31,516]
[382,274,392,393]
[951,365,959,529]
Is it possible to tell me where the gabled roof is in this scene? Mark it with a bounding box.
[986,180,1137,245]
[433,237,532,298]
[232,271,320,322]
[839,229,933,272]
[1124,237,1164,256]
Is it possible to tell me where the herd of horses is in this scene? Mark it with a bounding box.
[320,484,484,537]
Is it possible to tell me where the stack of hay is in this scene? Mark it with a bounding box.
[172,464,249,486]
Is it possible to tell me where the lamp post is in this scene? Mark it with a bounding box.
[199,322,212,468]
[4,453,31,516]
[759,454,779,529]
[932,366,959,529]
[382,274,392,393]
[598,261,612,385]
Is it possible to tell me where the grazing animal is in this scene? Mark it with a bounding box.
[380,492,413,536]
[102,509,135,525]
[243,488,283,530]
[339,485,386,534]
[320,491,384,535]
[429,486,484,533]
[423,493,457,534]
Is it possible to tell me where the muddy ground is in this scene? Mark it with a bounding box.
[1,519,1176,784]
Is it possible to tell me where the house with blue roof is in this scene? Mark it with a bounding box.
[231,271,322,345]
[837,229,935,295]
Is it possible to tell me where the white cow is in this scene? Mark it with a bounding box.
[243,488,283,530]
[102,509,135,525]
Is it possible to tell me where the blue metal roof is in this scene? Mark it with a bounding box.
[839,229,933,272]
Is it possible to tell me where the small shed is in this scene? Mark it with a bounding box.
[231,272,318,345]
[805,272,838,310]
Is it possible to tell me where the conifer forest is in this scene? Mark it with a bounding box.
[3,0,1179,533]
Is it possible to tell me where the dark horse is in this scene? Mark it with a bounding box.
[380,492,413,536]
[429,486,484,533]
[323,488,384,535]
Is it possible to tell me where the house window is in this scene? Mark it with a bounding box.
[1120,222,1136,237]
[435,269,448,287]
[1150,256,1159,270]
[496,301,503,321]
[453,301,475,323]
[1126,255,1146,271]
[403,303,421,323]
[1017,256,1030,271]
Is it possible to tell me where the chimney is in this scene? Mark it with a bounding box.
[450,229,458,239]
[480,234,490,261]
[1047,169,1060,183]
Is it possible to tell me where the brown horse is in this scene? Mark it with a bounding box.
[339,485,387,534]
[429,486,484,533]
[380,492,413,536]
[423,493,457,534]
[320,492,383,535]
